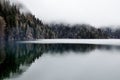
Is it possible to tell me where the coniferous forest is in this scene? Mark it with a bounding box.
[0,0,120,41]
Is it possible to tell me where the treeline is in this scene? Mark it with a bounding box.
[100,27,120,38]
[0,0,120,41]
[47,23,108,38]
[0,0,56,41]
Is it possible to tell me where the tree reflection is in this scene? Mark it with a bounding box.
[0,43,120,80]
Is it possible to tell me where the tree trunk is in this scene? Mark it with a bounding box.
[0,16,6,41]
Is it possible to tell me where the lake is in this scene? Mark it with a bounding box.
[0,39,120,80]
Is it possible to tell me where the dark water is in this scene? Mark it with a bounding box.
[0,42,120,80]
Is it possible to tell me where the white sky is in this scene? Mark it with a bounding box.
[18,0,120,27]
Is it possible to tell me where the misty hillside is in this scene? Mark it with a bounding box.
[0,0,56,41]
[47,24,108,38]
[0,0,119,41]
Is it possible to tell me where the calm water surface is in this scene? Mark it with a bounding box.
[0,42,120,80]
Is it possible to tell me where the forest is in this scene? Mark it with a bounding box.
[0,0,120,41]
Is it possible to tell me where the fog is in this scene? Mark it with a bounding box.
[18,0,120,27]
[9,0,30,13]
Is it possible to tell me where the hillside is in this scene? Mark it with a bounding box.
[0,0,56,41]
[0,0,116,41]
[48,24,108,38]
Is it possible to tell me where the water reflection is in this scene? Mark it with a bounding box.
[0,42,120,80]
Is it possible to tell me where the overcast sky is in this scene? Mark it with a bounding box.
[18,0,120,27]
